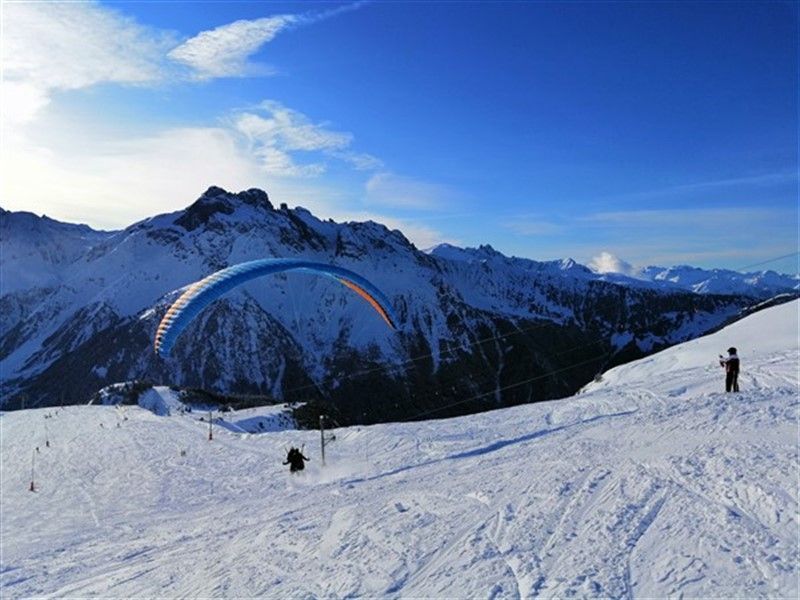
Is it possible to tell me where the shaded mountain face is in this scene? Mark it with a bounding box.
[0,188,793,424]
[0,208,116,296]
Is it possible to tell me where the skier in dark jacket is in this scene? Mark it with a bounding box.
[719,347,740,392]
[283,447,310,473]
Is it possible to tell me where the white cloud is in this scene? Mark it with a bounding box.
[587,252,636,275]
[233,101,379,178]
[1,82,51,124]
[1,126,263,228]
[167,15,297,79]
[0,122,452,251]
[332,151,384,171]
[255,147,326,178]
[365,172,455,210]
[1,2,172,126]
[1,2,378,182]
[236,102,352,151]
[2,2,168,89]
[0,1,368,129]
[167,2,367,79]
[1,84,386,225]
[672,172,797,191]
[0,1,443,247]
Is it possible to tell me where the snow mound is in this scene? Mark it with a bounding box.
[137,386,183,417]
[214,406,297,434]
[92,382,184,417]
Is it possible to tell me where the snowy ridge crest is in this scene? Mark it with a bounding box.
[1,187,795,422]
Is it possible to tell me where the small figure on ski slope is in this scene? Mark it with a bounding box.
[284,447,310,473]
[719,347,740,392]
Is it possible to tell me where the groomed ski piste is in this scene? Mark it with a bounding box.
[1,301,797,598]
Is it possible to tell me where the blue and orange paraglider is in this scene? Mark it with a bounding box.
[154,259,397,357]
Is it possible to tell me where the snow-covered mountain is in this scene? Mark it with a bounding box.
[1,300,796,597]
[0,187,794,422]
[636,264,799,296]
[435,244,799,297]
[0,208,116,295]
[582,250,799,296]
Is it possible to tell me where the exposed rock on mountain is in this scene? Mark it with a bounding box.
[1,188,795,424]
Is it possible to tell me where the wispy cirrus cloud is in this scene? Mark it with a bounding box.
[168,2,367,79]
[600,171,798,204]
[331,150,385,171]
[2,2,170,90]
[1,0,451,249]
[1,121,450,249]
[235,102,352,151]
[2,1,367,126]
[365,172,458,210]
[3,0,377,179]
[2,121,386,227]
[167,15,297,79]
[670,171,798,191]
[232,100,380,178]
[510,206,797,243]
[1,2,174,124]
[580,207,793,227]
[253,147,327,178]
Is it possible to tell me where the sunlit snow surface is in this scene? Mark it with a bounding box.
[1,301,797,598]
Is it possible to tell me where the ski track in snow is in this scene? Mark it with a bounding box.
[1,301,798,598]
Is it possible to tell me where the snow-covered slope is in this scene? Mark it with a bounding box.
[583,296,798,397]
[2,301,796,598]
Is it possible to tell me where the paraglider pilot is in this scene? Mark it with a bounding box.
[284,447,310,473]
[719,347,740,392]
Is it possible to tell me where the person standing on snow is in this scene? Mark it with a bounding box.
[719,347,740,392]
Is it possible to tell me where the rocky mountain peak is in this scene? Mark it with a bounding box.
[202,185,228,198]
[560,258,577,270]
[236,188,272,210]
[174,186,273,232]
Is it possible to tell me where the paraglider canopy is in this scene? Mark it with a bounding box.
[154,258,397,358]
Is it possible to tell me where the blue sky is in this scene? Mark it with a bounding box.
[2,1,797,273]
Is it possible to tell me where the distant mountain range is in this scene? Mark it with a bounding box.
[429,244,798,297]
[1,187,796,423]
